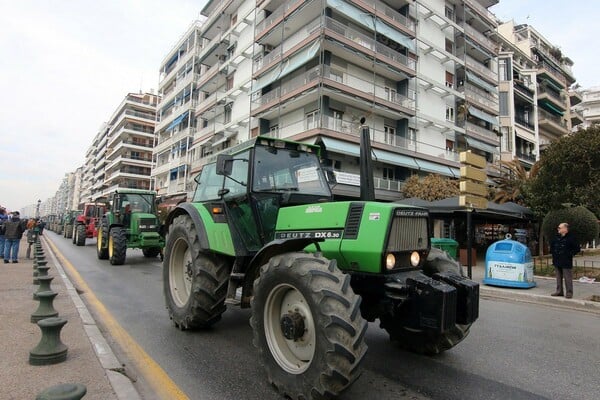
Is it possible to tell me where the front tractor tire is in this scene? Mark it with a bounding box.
[251,252,368,400]
[108,228,127,265]
[380,247,472,355]
[96,222,109,260]
[75,224,86,246]
[163,215,229,330]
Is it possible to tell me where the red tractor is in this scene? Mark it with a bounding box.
[72,202,107,246]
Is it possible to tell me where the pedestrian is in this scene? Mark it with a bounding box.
[0,207,8,259]
[26,218,39,259]
[3,211,26,263]
[550,222,581,299]
[37,219,46,235]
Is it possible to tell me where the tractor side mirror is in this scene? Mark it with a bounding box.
[216,154,234,176]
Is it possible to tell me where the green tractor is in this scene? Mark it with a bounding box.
[162,135,479,399]
[62,210,81,239]
[96,189,164,265]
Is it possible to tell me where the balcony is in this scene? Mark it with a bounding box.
[538,108,568,136]
[255,0,307,41]
[465,56,497,84]
[537,86,567,111]
[513,80,535,101]
[154,126,197,154]
[464,0,498,27]
[464,24,497,55]
[465,121,500,144]
[570,109,584,126]
[461,83,499,115]
[537,61,567,87]
[348,0,416,35]
[569,90,583,106]
[514,114,535,130]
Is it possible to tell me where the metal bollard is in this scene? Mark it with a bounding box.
[36,383,87,400]
[34,265,50,285]
[34,276,55,300]
[31,291,59,323]
[29,317,68,365]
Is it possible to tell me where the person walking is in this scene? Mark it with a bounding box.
[550,222,580,299]
[3,211,26,263]
[0,207,8,259]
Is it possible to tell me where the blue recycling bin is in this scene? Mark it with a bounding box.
[483,238,536,288]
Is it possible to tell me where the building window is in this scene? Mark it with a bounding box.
[445,5,455,21]
[224,103,232,124]
[499,92,509,116]
[445,38,454,54]
[384,125,396,145]
[226,74,234,90]
[270,124,279,137]
[446,140,454,152]
[383,167,395,180]
[331,109,343,131]
[407,127,417,146]
[385,87,397,103]
[446,105,455,122]
[230,14,237,27]
[445,71,454,88]
[306,110,320,130]
[499,58,511,81]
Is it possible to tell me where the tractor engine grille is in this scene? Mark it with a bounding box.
[386,211,429,252]
[138,218,159,232]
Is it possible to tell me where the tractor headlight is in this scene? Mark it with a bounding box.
[410,251,420,267]
[385,253,396,270]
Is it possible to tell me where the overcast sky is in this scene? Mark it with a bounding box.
[0,1,597,212]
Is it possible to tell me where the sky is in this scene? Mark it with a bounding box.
[0,0,597,212]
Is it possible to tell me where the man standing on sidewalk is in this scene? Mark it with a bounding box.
[3,211,25,263]
[550,222,580,299]
[0,207,8,259]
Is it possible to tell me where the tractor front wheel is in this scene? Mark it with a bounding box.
[250,252,367,400]
[108,228,127,265]
[380,247,472,355]
[96,222,109,260]
[163,215,229,330]
[75,224,86,246]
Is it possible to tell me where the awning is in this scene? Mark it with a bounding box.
[328,0,415,51]
[469,106,498,126]
[167,111,189,131]
[466,71,497,94]
[413,158,455,178]
[539,100,564,116]
[253,41,320,92]
[318,137,419,169]
[466,137,498,154]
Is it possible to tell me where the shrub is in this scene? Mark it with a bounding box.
[541,206,599,244]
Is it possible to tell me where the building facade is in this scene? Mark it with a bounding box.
[573,86,600,130]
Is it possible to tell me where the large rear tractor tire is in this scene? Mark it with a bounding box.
[251,252,368,400]
[142,247,161,258]
[96,222,109,260]
[380,247,472,355]
[75,224,86,246]
[108,228,127,265]
[163,215,229,330]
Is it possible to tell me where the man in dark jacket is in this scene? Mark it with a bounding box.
[3,211,26,263]
[550,222,580,298]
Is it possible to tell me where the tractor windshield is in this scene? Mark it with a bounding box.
[119,194,155,214]
[252,145,331,197]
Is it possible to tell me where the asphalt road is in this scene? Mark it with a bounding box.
[47,232,599,400]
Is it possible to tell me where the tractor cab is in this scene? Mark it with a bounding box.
[194,137,331,252]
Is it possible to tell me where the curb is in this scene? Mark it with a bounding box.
[480,285,600,315]
[41,236,142,400]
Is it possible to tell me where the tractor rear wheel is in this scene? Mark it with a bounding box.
[380,247,472,355]
[142,247,161,258]
[75,224,86,246]
[251,252,367,400]
[96,222,109,260]
[108,228,127,265]
[163,215,229,330]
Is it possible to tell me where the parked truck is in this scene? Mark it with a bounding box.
[161,134,479,399]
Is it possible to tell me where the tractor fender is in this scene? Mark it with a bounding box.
[245,238,324,284]
[166,203,210,250]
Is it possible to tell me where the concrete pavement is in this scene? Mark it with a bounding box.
[1,235,598,399]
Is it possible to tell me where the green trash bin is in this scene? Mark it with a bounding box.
[430,238,458,259]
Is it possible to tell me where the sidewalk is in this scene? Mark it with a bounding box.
[464,258,600,315]
[0,236,140,400]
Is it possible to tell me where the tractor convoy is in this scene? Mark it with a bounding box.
[43,130,479,399]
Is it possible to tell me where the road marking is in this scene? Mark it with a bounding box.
[46,239,189,400]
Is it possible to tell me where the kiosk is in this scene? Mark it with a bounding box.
[483,234,536,288]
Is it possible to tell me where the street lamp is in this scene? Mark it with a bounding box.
[36,199,41,219]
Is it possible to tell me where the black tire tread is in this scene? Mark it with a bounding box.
[109,228,127,265]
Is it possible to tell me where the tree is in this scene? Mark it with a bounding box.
[401,174,459,201]
[525,126,600,217]
[490,157,540,204]
[541,206,599,245]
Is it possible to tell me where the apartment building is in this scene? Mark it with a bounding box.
[573,86,599,129]
[152,0,501,200]
[497,22,576,156]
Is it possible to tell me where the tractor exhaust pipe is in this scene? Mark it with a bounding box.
[359,117,375,201]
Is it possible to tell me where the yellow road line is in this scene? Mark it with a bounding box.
[46,239,189,400]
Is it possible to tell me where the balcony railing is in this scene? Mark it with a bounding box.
[325,17,416,71]
[465,56,497,83]
[464,0,497,25]
[464,24,497,54]
[515,114,535,130]
[538,108,567,128]
[255,0,304,36]
[350,0,416,32]
[462,83,499,112]
[538,85,566,106]
[465,121,499,142]
[538,61,567,86]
